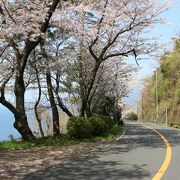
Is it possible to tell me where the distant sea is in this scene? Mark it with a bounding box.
[0,88,141,141]
[0,105,20,141]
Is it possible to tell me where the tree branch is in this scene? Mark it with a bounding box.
[0,68,17,114]
[22,0,60,71]
[1,0,16,24]
[88,0,109,62]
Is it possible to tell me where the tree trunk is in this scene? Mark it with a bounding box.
[34,53,45,137]
[0,0,60,141]
[41,40,61,137]
[56,95,73,117]
[34,104,45,137]
[80,98,86,117]
[14,73,36,141]
[37,119,45,137]
[85,109,91,118]
[46,70,61,136]
[14,113,36,141]
[85,101,92,118]
[80,61,101,117]
[54,71,73,118]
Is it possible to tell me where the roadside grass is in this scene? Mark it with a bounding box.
[172,124,180,129]
[0,124,124,151]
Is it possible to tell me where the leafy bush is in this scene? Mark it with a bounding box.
[124,112,138,121]
[67,116,92,138]
[118,120,124,125]
[89,116,108,136]
[97,116,114,129]
[67,116,115,138]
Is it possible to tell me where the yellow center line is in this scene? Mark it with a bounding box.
[144,125,172,180]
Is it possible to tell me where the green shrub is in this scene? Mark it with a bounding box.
[89,116,108,136]
[67,116,92,139]
[67,116,115,139]
[118,120,124,125]
[97,115,114,129]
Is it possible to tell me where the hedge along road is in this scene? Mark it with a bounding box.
[23,122,180,180]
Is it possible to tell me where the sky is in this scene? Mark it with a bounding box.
[1,0,180,140]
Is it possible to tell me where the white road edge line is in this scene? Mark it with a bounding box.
[82,124,127,156]
[115,128,126,141]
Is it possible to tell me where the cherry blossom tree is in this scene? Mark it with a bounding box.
[63,46,136,117]
[0,0,61,140]
[60,0,171,116]
[0,0,171,140]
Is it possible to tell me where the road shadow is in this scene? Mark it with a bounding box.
[22,150,150,180]
[22,123,180,180]
[150,124,180,147]
[113,122,180,152]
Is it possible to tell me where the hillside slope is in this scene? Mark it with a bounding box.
[140,39,180,125]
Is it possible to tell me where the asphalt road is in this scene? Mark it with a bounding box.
[22,122,180,180]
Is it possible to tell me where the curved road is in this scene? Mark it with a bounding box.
[23,122,180,180]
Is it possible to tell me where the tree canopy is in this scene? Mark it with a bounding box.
[0,0,171,140]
